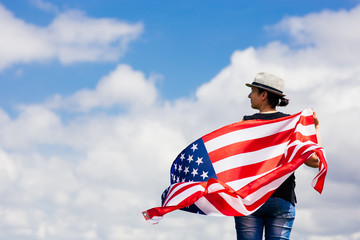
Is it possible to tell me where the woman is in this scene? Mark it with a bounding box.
[234,72,320,240]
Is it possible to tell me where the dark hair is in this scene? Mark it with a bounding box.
[258,88,289,108]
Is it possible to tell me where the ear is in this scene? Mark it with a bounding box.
[260,90,268,100]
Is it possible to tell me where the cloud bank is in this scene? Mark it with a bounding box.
[0,3,359,240]
[0,3,143,70]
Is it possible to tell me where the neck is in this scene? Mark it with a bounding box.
[258,105,277,113]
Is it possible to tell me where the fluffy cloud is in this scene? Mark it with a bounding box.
[0,105,63,149]
[0,3,143,70]
[48,64,158,112]
[272,5,360,65]
[0,4,359,240]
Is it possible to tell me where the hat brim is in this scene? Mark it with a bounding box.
[246,83,286,97]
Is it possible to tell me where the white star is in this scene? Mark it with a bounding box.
[174,164,177,171]
[184,166,189,175]
[196,157,203,165]
[182,178,186,182]
[200,171,209,180]
[187,155,194,163]
[178,165,182,172]
[176,176,180,182]
[191,168,198,177]
[180,153,185,161]
[191,143,198,152]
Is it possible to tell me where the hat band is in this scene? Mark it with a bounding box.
[251,82,283,94]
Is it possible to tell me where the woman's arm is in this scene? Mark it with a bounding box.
[304,111,321,168]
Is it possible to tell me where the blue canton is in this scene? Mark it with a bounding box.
[170,138,217,183]
[161,138,217,214]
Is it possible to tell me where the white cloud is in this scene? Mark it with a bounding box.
[49,64,159,111]
[0,105,63,149]
[0,3,359,240]
[272,6,360,61]
[0,149,17,192]
[30,0,59,14]
[0,3,143,70]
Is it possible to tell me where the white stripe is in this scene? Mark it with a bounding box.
[311,172,322,188]
[312,167,326,188]
[195,197,223,216]
[212,141,288,174]
[311,148,326,188]
[285,140,317,162]
[196,193,251,216]
[242,173,292,205]
[207,183,225,194]
[226,168,276,191]
[204,116,300,153]
[211,123,316,175]
[301,108,314,117]
[317,149,327,172]
[165,184,205,207]
[198,173,294,216]
[218,192,252,215]
[295,123,316,136]
[163,182,199,206]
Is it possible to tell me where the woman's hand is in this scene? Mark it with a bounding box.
[313,111,319,129]
[304,154,320,168]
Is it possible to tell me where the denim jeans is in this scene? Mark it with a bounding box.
[234,197,295,240]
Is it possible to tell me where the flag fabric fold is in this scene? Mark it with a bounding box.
[143,108,328,224]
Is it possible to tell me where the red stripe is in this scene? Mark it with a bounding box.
[209,129,293,163]
[202,112,301,143]
[312,148,327,193]
[145,187,206,220]
[203,188,276,215]
[243,190,275,212]
[298,114,315,126]
[291,132,317,143]
[237,145,314,197]
[163,182,203,206]
[216,155,283,183]
[204,192,242,216]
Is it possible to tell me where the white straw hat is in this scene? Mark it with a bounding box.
[246,72,286,97]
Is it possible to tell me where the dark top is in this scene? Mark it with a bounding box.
[243,112,296,205]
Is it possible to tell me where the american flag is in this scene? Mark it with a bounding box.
[143,109,328,224]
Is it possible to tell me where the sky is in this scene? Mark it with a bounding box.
[0,0,359,239]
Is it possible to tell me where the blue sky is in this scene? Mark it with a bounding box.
[0,1,359,239]
[1,0,358,108]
